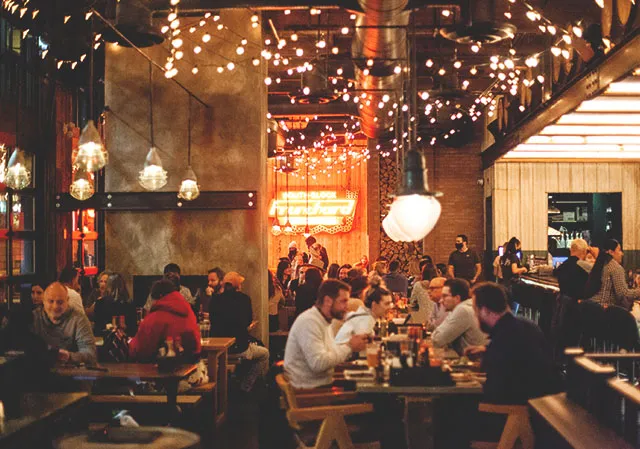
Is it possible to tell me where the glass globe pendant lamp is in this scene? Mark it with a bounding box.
[139,146,167,190]
[75,120,107,172]
[178,95,200,200]
[139,63,168,191]
[75,34,108,172]
[178,166,199,200]
[5,147,31,190]
[69,167,95,200]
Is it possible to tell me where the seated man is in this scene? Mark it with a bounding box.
[470,282,561,405]
[31,282,96,365]
[284,279,368,389]
[144,263,195,311]
[209,272,269,393]
[130,279,201,362]
[431,278,488,355]
[427,277,448,331]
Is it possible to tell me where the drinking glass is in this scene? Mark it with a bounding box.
[366,342,380,368]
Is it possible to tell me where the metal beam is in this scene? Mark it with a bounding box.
[482,29,640,169]
[54,191,257,212]
[269,101,358,117]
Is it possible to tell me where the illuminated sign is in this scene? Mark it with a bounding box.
[268,190,358,234]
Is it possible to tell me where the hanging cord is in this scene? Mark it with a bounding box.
[305,153,309,229]
[187,94,192,166]
[274,163,279,221]
[89,18,94,122]
[285,171,290,222]
[148,62,154,147]
[15,76,21,147]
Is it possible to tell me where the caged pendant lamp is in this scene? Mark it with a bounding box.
[75,19,108,172]
[6,82,31,190]
[139,63,167,191]
[178,95,200,200]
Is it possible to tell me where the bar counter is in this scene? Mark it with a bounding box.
[512,274,559,337]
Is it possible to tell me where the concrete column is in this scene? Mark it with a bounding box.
[103,10,268,343]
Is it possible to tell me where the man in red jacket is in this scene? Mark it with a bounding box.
[129,279,201,362]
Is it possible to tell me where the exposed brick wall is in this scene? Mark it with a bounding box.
[422,139,485,267]
[378,155,423,268]
[372,130,485,274]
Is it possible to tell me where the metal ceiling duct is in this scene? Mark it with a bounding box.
[103,0,164,48]
[440,0,516,44]
[351,0,410,139]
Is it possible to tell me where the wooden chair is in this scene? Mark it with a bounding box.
[275,374,380,449]
[470,403,534,449]
[278,306,297,331]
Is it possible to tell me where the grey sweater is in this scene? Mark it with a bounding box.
[31,307,97,365]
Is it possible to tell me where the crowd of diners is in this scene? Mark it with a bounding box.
[0,262,269,394]
[1,230,639,444]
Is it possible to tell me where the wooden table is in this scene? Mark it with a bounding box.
[200,337,236,425]
[56,426,200,449]
[53,363,197,416]
[0,393,89,448]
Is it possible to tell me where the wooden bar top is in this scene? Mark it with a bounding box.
[200,337,236,351]
[529,392,633,449]
[53,363,197,381]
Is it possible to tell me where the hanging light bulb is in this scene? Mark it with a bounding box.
[283,219,293,234]
[5,147,31,190]
[69,167,94,200]
[75,120,107,172]
[139,147,167,191]
[272,218,281,233]
[178,166,200,200]
[303,224,311,238]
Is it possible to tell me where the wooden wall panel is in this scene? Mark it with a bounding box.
[267,160,369,269]
[491,161,640,251]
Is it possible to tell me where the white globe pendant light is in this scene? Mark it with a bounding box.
[5,147,31,190]
[383,150,442,242]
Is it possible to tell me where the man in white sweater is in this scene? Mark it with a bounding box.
[284,279,369,389]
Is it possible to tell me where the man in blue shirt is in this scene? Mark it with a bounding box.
[383,260,408,296]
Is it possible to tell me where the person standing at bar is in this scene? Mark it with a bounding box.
[554,238,591,301]
[447,235,482,284]
[500,237,527,287]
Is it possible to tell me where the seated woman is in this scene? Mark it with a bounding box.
[93,273,137,336]
[129,279,201,362]
[334,278,393,344]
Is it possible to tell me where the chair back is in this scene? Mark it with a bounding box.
[278,306,296,331]
[579,301,606,351]
[275,373,301,429]
[604,306,639,352]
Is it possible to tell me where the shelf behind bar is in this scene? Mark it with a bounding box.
[54,191,257,212]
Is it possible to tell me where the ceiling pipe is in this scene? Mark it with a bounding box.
[351,0,410,138]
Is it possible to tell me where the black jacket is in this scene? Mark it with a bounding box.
[93,296,137,336]
[482,313,561,404]
[553,256,589,301]
[209,289,253,353]
[295,282,319,317]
